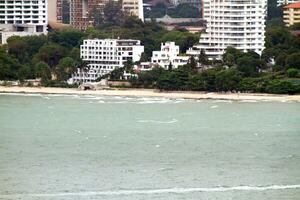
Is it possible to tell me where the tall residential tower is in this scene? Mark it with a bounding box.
[187,0,267,60]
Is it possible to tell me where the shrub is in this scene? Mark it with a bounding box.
[286,68,299,78]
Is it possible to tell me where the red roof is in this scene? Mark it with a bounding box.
[284,2,300,9]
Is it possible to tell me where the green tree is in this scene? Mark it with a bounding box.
[35,62,51,84]
[286,68,299,78]
[285,52,300,69]
[215,69,241,91]
[49,29,84,48]
[223,47,242,66]
[168,3,201,18]
[35,44,65,68]
[6,36,29,63]
[17,65,32,82]
[56,57,76,81]
[236,56,260,77]
[198,49,209,66]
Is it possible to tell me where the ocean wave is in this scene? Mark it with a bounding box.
[2,184,300,198]
[137,119,178,124]
[0,92,42,97]
[240,100,258,103]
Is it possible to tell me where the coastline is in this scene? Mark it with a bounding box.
[0,86,300,102]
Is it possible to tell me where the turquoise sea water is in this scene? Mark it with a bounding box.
[0,93,300,200]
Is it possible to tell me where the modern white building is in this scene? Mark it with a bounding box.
[150,42,189,69]
[0,0,48,44]
[187,0,267,60]
[71,39,144,83]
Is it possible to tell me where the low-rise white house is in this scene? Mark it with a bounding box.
[71,39,144,83]
[149,42,189,69]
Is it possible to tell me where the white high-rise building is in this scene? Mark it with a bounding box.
[187,0,267,60]
[0,0,48,44]
[71,39,144,83]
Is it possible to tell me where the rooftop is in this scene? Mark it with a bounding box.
[284,2,300,9]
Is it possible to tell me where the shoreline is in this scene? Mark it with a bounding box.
[1,86,300,102]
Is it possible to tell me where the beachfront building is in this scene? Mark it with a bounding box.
[70,0,144,29]
[71,39,144,83]
[283,2,300,26]
[186,0,267,60]
[0,0,48,44]
[151,42,189,69]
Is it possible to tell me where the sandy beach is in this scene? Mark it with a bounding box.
[0,86,300,102]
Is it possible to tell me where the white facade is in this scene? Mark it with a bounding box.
[151,42,189,69]
[187,0,267,60]
[0,0,48,44]
[277,0,298,6]
[71,39,144,83]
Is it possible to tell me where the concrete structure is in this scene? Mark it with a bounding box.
[277,0,299,6]
[187,0,267,60]
[145,15,203,24]
[70,0,144,30]
[151,42,189,69]
[283,2,300,26]
[0,0,48,44]
[123,0,144,21]
[136,42,189,71]
[71,39,144,83]
[48,0,63,23]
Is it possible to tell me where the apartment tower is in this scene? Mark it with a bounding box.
[187,0,267,60]
[48,0,63,23]
[70,0,144,30]
[283,2,300,26]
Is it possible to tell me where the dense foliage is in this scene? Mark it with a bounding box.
[144,3,200,18]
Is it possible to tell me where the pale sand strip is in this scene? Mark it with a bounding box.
[0,86,300,101]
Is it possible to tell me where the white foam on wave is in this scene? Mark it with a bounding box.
[240,100,258,103]
[137,119,178,124]
[210,105,218,109]
[2,184,300,198]
[0,92,42,97]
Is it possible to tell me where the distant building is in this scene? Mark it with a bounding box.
[123,0,144,21]
[48,0,63,23]
[70,0,144,30]
[277,0,299,6]
[283,2,300,26]
[137,42,189,71]
[187,0,267,60]
[71,39,144,83]
[0,0,48,44]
